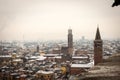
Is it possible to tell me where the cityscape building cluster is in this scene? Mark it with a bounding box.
[0,27,119,80]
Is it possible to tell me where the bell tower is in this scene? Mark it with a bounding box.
[68,28,73,54]
[94,27,103,65]
[68,28,73,48]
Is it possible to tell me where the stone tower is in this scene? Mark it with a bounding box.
[94,27,103,65]
[68,28,73,48]
[68,28,73,54]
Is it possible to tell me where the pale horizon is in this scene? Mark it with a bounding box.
[0,0,120,41]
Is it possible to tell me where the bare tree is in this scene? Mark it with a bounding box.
[112,0,120,7]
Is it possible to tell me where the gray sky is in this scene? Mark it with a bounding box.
[0,0,120,41]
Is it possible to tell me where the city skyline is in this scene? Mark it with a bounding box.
[0,0,120,41]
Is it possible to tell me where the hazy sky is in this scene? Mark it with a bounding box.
[0,0,120,41]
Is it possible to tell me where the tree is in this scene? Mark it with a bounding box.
[112,0,120,7]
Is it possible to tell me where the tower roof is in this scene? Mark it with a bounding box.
[95,27,101,40]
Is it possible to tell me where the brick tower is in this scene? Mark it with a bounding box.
[68,28,73,54]
[94,27,103,65]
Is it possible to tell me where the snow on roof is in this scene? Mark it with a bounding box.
[0,55,11,58]
[44,54,59,57]
[71,61,94,68]
[30,56,37,59]
[36,56,46,60]
[55,56,61,58]
[30,56,46,60]
[12,53,16,55]
[72,56,88,59]
[53,48,60,50]
[29,59,36,61]
[37,70,53,74]
[13,59,22,62]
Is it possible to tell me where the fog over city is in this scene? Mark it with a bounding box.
[0,0,120,41]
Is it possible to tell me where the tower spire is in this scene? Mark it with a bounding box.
[95,26,101,40]
[94,26,103,65]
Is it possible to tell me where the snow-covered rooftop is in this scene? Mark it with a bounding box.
[72,56,88,59]
[71,61,94,68]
